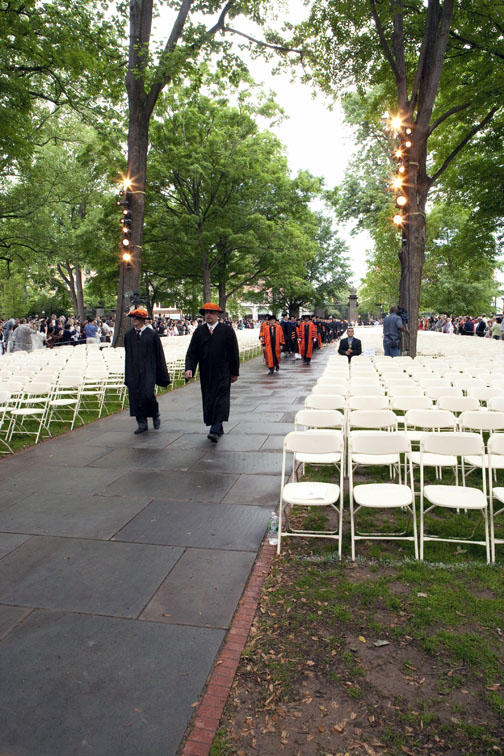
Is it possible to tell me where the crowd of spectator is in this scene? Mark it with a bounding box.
[418,314,504,339]
[0,314,118,354]
[0,312,264,355]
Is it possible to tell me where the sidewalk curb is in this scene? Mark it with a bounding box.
[180,541,276,756]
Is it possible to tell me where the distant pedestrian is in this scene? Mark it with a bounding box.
[383,306,408,357]
[185,302,239,443]
[124,307,171,434]
[261,314,284,374]
[297,314,318,365]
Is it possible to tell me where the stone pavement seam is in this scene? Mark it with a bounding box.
[180,541,276,756]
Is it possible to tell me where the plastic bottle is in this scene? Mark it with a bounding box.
[267,511,279,545]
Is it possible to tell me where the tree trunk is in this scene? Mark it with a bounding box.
[202,252,211,302]
[218,280,227,313]
[75,265,85,321]
[112,102,149,346]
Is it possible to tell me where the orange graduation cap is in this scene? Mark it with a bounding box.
[127,306,148,319]
[199,302,223,315]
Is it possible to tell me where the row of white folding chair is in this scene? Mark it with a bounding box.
[0,390,13,453]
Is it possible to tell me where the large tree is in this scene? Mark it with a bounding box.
[114,0,279,344]
[144,90,326,311]
[293,0,503,355]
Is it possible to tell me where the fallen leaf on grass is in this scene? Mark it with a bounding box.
[359,635,366,643]
[487,683,501,691]
[373,639,390,647]
[417,592,428,598]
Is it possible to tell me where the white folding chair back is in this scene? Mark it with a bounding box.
[277,431,344,557]
[419,432,490,561]
[437,396,480,413]
[348,395,389,410]
[348,431,417,560]
[487,396,504,412]
[304,393,346,410]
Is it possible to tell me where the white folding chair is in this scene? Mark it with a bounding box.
[488,434,504,562]
[277,431,344,558]
[7,381,52,444]
[348,431,417,560]
[419,432,490,562]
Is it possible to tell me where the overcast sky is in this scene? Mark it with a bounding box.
[155,0,372,286]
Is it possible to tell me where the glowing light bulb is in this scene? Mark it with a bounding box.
[396,195,407,207]
[405,140,412,148]
[122,238,130,246]
[122,252,132,262]
[398,165,406,174]
[391,177,403,189]
[394,148,402,158]
[393,214,403,225]
[390,116,402,131]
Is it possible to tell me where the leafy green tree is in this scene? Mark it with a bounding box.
[292,0,504,355]
[144,90,330,312]
[0,118,120,318]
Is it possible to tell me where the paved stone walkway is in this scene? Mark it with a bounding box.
[0,346,332,755]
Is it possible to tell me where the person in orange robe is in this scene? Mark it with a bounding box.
[261,315,285,374]
[297,314,318,364]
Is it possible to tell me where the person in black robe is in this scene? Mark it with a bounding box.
[124,307,171,434]
[185,302,240,443]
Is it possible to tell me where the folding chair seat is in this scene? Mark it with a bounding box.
[451,378,485,394]
[304,393,346,411]
[312,384,347,396]
[390,395,433,413]
[348,431,417,560]
[277,430,344,557]
[419,432,490,562]
[488,434,504,562]
[294,409,346,476]
[7,381,52,444]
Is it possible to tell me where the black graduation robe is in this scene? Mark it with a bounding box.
[124,326,170,417]
[185,322,240,426]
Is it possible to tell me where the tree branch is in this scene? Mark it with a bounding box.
[222,26,305,56]
[429,105,499,185]
[368,0,400,84]
[428,101,472,134]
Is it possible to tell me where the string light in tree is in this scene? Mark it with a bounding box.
[389,114,413,229]
[117,177,133,267]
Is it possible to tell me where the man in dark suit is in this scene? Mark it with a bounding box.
[338,326,362,362]
[124,307,171,434]
[185,302,240,442]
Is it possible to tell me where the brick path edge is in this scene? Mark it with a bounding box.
[180,541,276,756]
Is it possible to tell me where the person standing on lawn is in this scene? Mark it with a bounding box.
[124,307,171,434]
[184,302,239,443]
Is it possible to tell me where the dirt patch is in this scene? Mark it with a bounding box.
[214,556,504,756]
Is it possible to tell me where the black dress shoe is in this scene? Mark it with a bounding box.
[134,421,148,434]
[217,427,224,436]
[153,414,161,429]
[207,432,219,442]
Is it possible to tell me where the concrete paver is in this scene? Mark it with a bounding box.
[0,346,331,754]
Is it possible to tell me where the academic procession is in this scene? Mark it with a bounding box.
[0,321,503,754]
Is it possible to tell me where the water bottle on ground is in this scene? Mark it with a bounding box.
[267,511,278,545]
